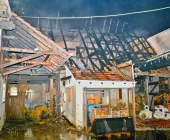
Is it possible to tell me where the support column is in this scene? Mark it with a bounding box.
[42,83,46,103]
[50,78,54,111]
[55,72,60,118]
[145,76,149,106]
[83,87,87,131]
[76,83,83,127]
[132,86,136,126]
[148,76,159,109]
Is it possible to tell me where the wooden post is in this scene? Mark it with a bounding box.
[55,72,60,118]
[83,87,87,131]
[127,89,130,116]
[132,86,136,129]
[0,29,3,75]
[50,78,53,89]
[145,76,149,106]
[42,83,46,103]
[148,76,159,109]
[50,78,53,111]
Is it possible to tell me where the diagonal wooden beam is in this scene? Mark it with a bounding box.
[43,55,50,62]
[2,47,57,55]
[3,63,41,76]
[2,47,36,53]
[116,61,132,69]
[0,49,52,68]
[4,58,53,66]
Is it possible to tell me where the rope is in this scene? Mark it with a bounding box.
[18,6,170,20]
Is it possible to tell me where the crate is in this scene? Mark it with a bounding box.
[90,108,112,122]
[112,110,128,117]
[112,111,120,118]
[119,110,128,117]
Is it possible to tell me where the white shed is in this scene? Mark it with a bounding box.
[60,64,136,129]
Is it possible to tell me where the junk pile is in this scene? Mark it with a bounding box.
[22,105,53,124]
[112,102,127,111]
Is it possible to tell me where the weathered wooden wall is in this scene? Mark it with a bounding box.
[0,75,5,131]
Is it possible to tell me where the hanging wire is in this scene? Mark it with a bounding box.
[19,6,170,20]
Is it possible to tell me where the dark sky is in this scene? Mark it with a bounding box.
[8,0,170,38]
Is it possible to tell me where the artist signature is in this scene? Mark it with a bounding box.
[133,121,170,126]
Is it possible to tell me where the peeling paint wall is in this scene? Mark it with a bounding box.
[63,86,76,126]
[0,75,6,132]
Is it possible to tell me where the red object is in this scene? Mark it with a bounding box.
[87,99,96,105]
[68,88,71,101]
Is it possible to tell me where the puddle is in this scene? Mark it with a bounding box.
[0,122,170,140]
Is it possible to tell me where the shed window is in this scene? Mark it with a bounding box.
[68,88,71,101]
[119,89,122,99]
[116,89,122,99]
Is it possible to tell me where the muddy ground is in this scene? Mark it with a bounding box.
[0,121,170,140]
[0,121,90,140]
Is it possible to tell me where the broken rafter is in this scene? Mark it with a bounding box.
[3,63,41,76]
[107,65,132,81]
[116,61,132,69]
[0,49,53,68]
[2,47,36,53]
[4,58,53,66]
[2,47,58,55]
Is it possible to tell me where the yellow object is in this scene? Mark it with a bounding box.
[135,102,141,112]
[22,105,53,124]
[21,105,30,120]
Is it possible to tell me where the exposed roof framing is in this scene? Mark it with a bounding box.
[55,19,156,71]
[5,58,53,65]
[19,15,167,79]
[134,52,170,72]
[1,13,72,76]
[1,49,52,68]
[24,16,156,72]
[69,63,133,81]
[135,68,170,78]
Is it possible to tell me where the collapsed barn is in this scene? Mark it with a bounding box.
[1,0,170,135]
[22,17,170,129]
